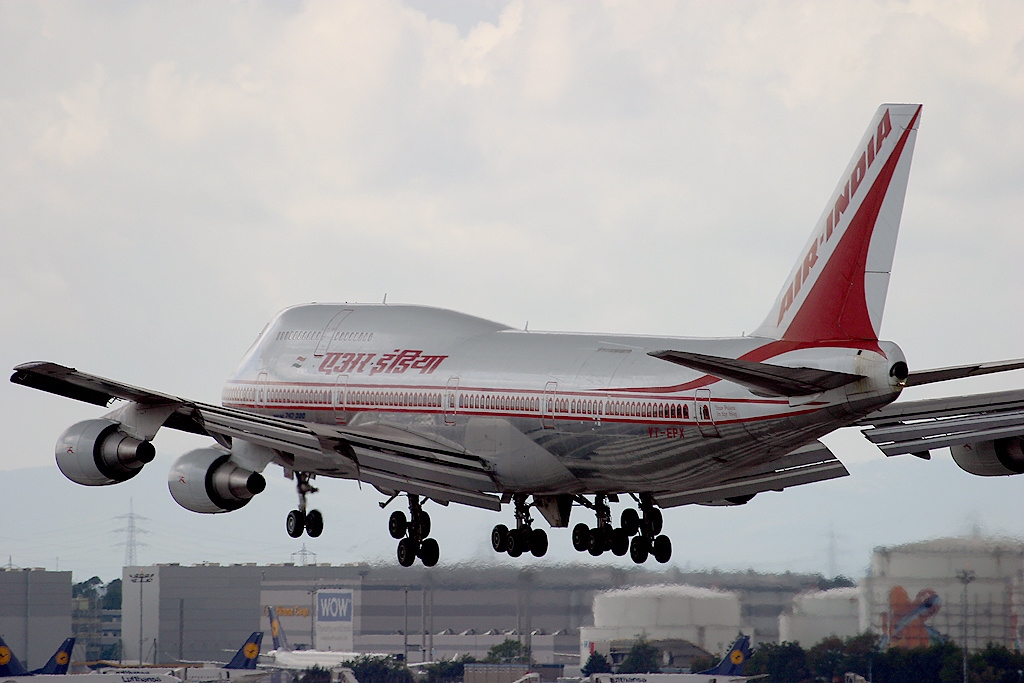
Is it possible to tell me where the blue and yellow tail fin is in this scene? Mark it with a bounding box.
[0,635,31,677]
[225,632,262,670]
[697,634,751,676]
[31,637,76,675]
[267,606,291,651]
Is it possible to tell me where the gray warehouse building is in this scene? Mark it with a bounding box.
[120,563,820,664]
[0,568,72,670]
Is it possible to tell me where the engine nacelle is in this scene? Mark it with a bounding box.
[56,419,156,486]
[951,437,1024,477]
[168,448,267,513]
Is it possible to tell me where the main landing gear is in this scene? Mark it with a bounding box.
[286,472,324,539]
[387,494,440,567]
[571,494,672,564]
[491,495,548,558]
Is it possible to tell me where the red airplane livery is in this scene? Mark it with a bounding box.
[12,104,1024,567]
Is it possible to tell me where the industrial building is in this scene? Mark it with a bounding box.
[860,535,1024,652]
[0,567,72,670]
[778,587,861,645]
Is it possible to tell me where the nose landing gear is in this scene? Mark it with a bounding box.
[491,495,548,558]
[387,494,439,567]
[286,472,324,539]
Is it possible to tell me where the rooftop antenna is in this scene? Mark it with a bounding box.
[2,555,16,570]
[382,293,388,304]
[115,498,149,567]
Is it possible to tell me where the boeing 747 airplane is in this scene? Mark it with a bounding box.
[12,104,1024,567]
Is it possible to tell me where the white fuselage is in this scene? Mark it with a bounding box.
[221,303,905,495]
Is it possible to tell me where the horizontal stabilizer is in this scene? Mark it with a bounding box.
[906,358,1024,387]
[654,441,848,507]
[648,350,863,397]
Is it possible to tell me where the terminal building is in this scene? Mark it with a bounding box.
[0,567,72,670]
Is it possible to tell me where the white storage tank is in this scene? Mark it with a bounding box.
[581,585,743,665]
[779,586,861,645]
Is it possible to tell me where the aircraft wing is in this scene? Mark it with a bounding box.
[11,362,501,510]
[654,440,848,507]
[857,388,1024,458]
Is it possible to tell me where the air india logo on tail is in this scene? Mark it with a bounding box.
[777,109,894,325]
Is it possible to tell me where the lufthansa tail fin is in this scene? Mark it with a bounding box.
[753,104,922,344]
[697,634,751,676]
[267,606,291,651]
[0,635,31,677]
[31,637,75,675]
[225,632,262,670]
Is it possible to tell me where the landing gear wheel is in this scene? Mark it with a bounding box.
[530,528,549,558]
[286,510,305,538]
[588,529,606,556]
[652,535,672,564]
[305,509,324,538]
[572,523,591,552]
[397,538,419,567]
[630,535,650,564]
[611,528,630,556]
[621,509,641,536]
[506,530,525,557]
[388,511,408,539]
[416,512,431,539]
[419,538,440,567]
[491,524,509,553]
[645,507,663,535]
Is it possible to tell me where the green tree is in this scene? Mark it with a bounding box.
[806,635,845,682]
[485,639,529,664]
[618,636,661,674]
[73,576,103,601]
[426,655,475,683]
[687,653,715,674]
[102,578,122,609]
[581,652,612,676]
[745,641,809,683]
[344,656,413,683]
[299,667,331,683]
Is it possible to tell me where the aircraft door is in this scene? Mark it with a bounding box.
[314,309,353,357]
[444,377,459,425]
[542,381,557,429]
[694,389,720,437]
[333,374,349,425]
[256,372,268,411]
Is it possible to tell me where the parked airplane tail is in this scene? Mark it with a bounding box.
[697,634,751,677]
[31,637,76,675]
[267,606,291,651]
[0,635,31,677]
[753,104,922,344]
[225,632,263,670]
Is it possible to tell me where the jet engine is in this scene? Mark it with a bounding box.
[56,419,156,486]
[168,448,267,513]
[950,437,1024,477]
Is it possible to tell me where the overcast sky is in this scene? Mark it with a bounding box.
[1,1,1022,583]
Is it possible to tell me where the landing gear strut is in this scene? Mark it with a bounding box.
[491,495,548,558]
[387,494,439,567]
[286,472,324,539]
[570,494,630,557]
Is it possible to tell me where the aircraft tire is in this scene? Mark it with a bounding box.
[491,524,509,553]
[397,538,418,567]
[286,510,305,538]
[629,535,650,564]
[652,535,672,564]
[530,528,548,557]
[571,523,590,552]
[389,511,407,539]
[416,512,432,539]
[620,509,641,536]
[611,528,630,556]
[506,530,524,557]
[305,509,324,538]
[587,529,605,556]
[419,538,440,567]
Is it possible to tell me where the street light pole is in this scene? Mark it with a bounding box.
[955,569,976,683]
[129,572,154,666]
